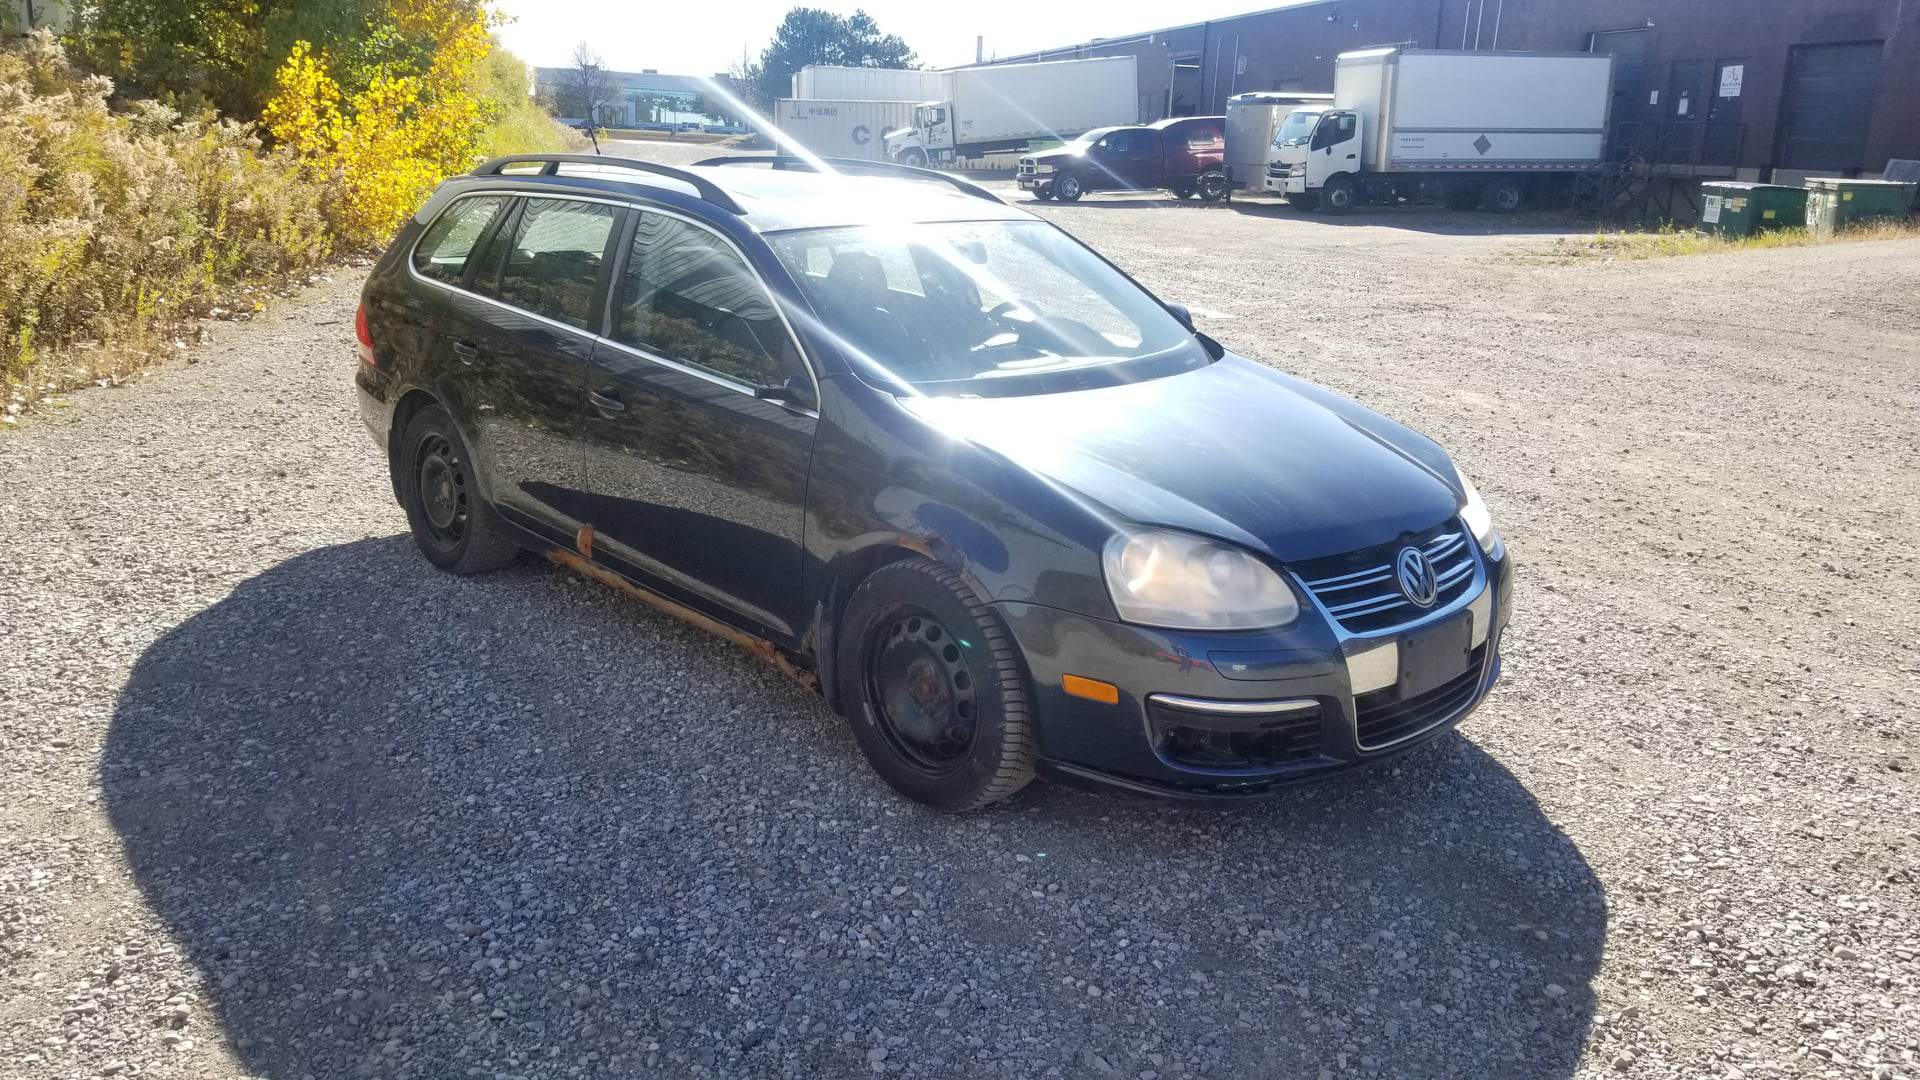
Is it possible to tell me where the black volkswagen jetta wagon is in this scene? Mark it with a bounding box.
[355,153,1513,809]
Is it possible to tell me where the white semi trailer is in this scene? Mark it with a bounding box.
[1265,48,1614,213]
[790,66,949,102]
[773,98,915,162]
[882,57,1138,167]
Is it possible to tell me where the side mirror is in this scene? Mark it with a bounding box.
[1165,302,1194,331]
[754,375,815,411]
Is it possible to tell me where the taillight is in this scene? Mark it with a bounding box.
[355,301,375,367]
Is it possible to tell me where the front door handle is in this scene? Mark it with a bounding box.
[588,387,626,415]
[452,339,480,364]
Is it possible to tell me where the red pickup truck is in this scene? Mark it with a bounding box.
[1017,117,1228,203]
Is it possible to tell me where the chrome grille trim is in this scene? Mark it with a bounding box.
[1296,526,1480,636]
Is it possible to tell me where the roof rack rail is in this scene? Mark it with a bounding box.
[695,156,1005,207]
[471,154,745,215]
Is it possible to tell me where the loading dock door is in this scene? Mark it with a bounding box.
[1776,41,1883,172]
[1589,28,1649,151]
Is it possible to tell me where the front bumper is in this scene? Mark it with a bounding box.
[998,547,1512,799]
[1016,173,1054,192]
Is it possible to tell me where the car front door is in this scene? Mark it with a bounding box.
[441,195,621,544]
[583,209,818,642]
[1121,129,1162,188]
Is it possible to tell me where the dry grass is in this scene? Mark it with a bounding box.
[1534,218,1920,263]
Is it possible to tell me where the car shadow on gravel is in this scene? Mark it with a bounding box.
[105,537,1604,1080]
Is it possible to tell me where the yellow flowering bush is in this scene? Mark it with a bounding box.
[264,0,496,249]
[1,32,331,394]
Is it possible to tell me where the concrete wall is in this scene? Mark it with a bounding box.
[6,0,71,33]
[984,0,1920,176]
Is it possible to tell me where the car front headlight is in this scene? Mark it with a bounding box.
[1035,163,1056,174]
[1102,529,1299,631]
[1458,472,1504,557]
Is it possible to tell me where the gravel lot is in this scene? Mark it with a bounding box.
[3,157,1917,1080]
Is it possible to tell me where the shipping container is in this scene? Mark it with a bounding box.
[772,99,915,162]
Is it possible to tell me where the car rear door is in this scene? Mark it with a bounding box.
[583,209,817,643]
[440,195,622,545]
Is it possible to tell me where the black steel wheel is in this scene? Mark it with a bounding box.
[396,404,520,574]
[1321,175,1357,214]
[1196,172,1230,203]
[867,607,979,771]
[838,557,1035,810]
[1052,173,1085,202]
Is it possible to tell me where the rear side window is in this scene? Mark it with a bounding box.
[496,198,618,328]
[412,196,508,284]
[615,213,795,387]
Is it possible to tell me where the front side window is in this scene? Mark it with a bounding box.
[768,219,1210,396]
[496,198,618,328]
[413,195,508,284]
[616,213,796,388]
[1101,131,1133,154]
[1311,113,1356,150]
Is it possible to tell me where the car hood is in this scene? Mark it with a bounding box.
[1024,147,1085,165]
[900,355,1464,564]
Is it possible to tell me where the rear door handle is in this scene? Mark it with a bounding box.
[588,387,626,415]
[452,339,480,364]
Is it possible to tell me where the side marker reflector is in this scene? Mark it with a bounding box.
[1061,674,1120,705]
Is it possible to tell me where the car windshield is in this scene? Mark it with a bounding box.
[768,219,1210,396]
[1272,110,1321,148]
[1069,127,1118,149]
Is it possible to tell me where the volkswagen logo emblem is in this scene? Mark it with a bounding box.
[1395,546,1438,608]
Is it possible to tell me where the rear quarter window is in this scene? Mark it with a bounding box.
[412,196,509,284]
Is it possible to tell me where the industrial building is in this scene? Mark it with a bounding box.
[532,67,743,129]
[981,0,1920,181]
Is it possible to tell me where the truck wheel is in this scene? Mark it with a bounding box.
[899,148,928,169]
[1484,177,1525,213]
[1286,192,1319,211]
[1196,173,1230,203]
[1053,173,1085,202]
[1320,175,1357,214]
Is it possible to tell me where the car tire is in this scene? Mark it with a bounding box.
[1286,192,1319,211]
[1484,177,1525,213]
[1052,173,1085,202]
[396,404,520,575]
[1196,173,1230,203]
[1321,175,1357,214]
[900,149,928,169]
[837,558,1036,811]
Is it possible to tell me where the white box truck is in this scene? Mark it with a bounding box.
[1224,91,1334,189]
[1265,48,1613,213]
[883,57,1138,167]
[790,65,949,102]
[773,98,915,162]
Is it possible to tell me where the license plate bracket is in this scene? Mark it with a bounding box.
[1396,612,1473,699]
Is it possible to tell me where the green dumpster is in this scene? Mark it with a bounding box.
[1804,177,1917,238]
[1698,182,1808,237]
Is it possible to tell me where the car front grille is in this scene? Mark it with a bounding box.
[1267,163,1288,178]
[1354,644,1487,749]
[1018,158,1036,176]
[1296,523,1477,636]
